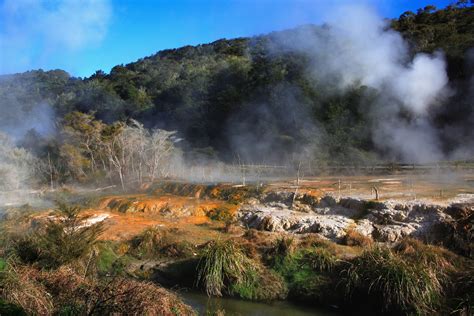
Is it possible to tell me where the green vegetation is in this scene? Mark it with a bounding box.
[0,4,472,188]
[271,239,339,303]
[206,205,235,223]
[0,205,195,315]
[197,239,256,297]
[0,199,472,314]
[343,246,443,314]
[196,239,287,300]
[130,227,194,259]
[10,204,104,268]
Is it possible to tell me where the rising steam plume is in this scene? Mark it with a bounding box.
[261,5,451,163]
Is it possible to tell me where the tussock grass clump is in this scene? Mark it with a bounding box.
[130,227,194,258]
[343,228,373,247]
[302,247,337,272]
[196,239,286,300]
[299,234,337,252]
[450,265,473,315]
[394,238,457,274]
[131,227,164,257]
[197,239,255,297]
[343,246,443,314]
[273,236,296,257]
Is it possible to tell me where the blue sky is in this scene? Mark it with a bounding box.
[0,0,454,77]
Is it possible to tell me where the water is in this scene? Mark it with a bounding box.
[179,290,339,316]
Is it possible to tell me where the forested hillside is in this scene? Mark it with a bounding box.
[0,3,472,185]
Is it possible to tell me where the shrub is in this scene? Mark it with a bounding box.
[130,227,164,257]
[95,243,130,275]
[343,246,443,314]
[10,234,41,264]
[14,265,196,315]
[6,204,103,269]
[206,205,235,223]
[0,299,26,316]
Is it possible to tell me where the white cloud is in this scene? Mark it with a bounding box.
[0,0,112,74]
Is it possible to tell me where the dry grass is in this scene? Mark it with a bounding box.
[0,263,195,315]
[0,261,54,315]
[343,228,373,247]
[130,227,194,258]
[393,238,458,274]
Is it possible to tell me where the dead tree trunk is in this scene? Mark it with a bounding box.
[291,161,302,210]
[372,186,379,200]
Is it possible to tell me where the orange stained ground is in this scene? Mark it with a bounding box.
[87,194,238,241]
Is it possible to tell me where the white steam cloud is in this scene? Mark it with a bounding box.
[271,5,450,163]
[0,0,112,74]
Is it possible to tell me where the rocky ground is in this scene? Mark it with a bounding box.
[239,191,473,254]
[68,176,473,258]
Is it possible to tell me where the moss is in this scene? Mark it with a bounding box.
[228,267,287,301]
[272,246,338,304]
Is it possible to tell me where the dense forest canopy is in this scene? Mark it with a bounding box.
[0,3,473,186]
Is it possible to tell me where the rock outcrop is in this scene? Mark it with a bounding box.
[238,191,470,248]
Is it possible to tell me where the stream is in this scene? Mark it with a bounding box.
[179,290,339,316]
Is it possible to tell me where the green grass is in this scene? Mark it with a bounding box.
[95,242,131,275]
[0,258,6,272]
[196,239,286,300]
[343,246,443,314]
[197,239,255,297]
[271,245,338,303]
[302,248,337,272]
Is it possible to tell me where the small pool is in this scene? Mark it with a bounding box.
[179,290,340,316]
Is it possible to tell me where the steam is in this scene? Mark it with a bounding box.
[227,83,321,165]
[267,5,450,163]
[0,0,112,74]
[0,100,55,140]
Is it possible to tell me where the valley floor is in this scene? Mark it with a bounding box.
[0,171,473,315]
